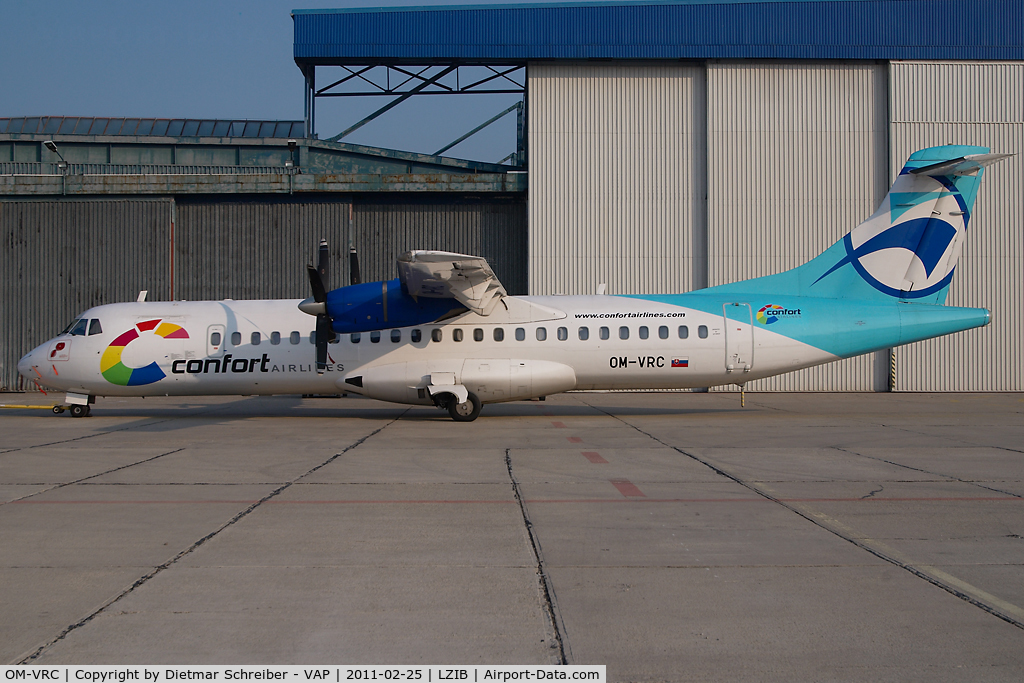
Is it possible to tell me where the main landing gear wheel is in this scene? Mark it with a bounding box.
[447,392,482,422]
[69,404,90,418]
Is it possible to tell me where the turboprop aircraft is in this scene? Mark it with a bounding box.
[18,145,1010,421]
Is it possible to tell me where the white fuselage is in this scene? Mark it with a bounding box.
[18,294,834,404]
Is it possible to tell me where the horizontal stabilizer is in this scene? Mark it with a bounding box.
[911,153,1014,178]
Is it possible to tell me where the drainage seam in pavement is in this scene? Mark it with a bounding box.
[578,399,1024,633]
[1,448,187,507]
[505,448,570,665]
[18,415,402,663]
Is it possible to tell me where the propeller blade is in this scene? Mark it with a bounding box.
[317,238,329,287]
[315,315,330,373]
[349,246,361,286]
[307,264,326,303]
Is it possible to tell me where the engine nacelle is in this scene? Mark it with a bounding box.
[339,359,577,405]
[325,279,467,334]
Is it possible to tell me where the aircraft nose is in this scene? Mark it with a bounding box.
[17,349,35,379]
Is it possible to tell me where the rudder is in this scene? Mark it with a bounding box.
[706,145,1010,303]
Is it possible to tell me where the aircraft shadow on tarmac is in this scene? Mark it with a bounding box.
[4,393,747,429]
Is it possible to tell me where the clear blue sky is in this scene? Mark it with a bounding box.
[2,0,542,163]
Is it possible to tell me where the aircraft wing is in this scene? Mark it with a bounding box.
[397,250,507,316]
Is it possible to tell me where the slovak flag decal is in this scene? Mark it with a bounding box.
[671,358,689,368]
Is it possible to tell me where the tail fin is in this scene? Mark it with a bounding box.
[707,145,1010,304]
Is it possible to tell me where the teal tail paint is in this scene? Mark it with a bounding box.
[707,145,1011,305]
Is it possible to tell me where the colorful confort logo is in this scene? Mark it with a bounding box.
[757,304,801,325]
[101,319,189,386]
[756,305,784,324]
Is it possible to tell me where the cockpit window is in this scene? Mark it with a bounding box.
[69,319,88,336]
[61,318,81,334]
[88,319,103,336]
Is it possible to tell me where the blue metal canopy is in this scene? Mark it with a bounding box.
[293,0,1024,64]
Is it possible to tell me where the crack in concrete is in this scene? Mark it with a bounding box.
[835,446,1024,501]
[577,398,1024,633]
[861,485,884,500]
[505,448,570,665]
[18,414,403,663]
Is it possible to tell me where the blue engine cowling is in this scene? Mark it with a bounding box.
[325,279,467,333]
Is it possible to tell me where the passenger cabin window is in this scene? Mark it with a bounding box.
[515,328,525,341]
[493,328,504,342]
[251,332,261,346]
[659,325,669,339]
[411,329,422,343]
[232,331,242,346]
[391,329,401,343]
[88,319,103,336]
[350,333,361,343]
[599,327,610,340]
[69,319,88,336]
[473,328,484,342]
[557,327,568,341]
[210,332,222,346]
[639,326,649,340]
[270,331,281,345]
[453,328,464,342]
[309,332,315,344]
[432,329,443,342]
[619,326,629,340]
[678,325,689,339]
[698,325,709,339]
[536,327,547,341]
[290,331,300,345]
[578,327,589,341]
[370,331,381,343]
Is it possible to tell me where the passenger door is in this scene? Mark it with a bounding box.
[723,303,754,373]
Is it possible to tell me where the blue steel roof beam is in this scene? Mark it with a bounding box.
[458,66,525,92]
[311,64,523,99]
[327,65,458,142]
[386,65,455,93]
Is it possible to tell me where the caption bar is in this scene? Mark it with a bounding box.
[1,667,605,683]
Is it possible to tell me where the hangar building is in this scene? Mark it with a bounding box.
[3,0,1022,393]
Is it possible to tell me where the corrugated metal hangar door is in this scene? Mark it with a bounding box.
[174,199,351,301]
[890,61,1024,392]
[2,196,527,391]
[706,62,890,391]
[528,63,706,297]
[1,198,173,391]
[529,61,891,391]
[354,200,528,295]
[175,198,527,299]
